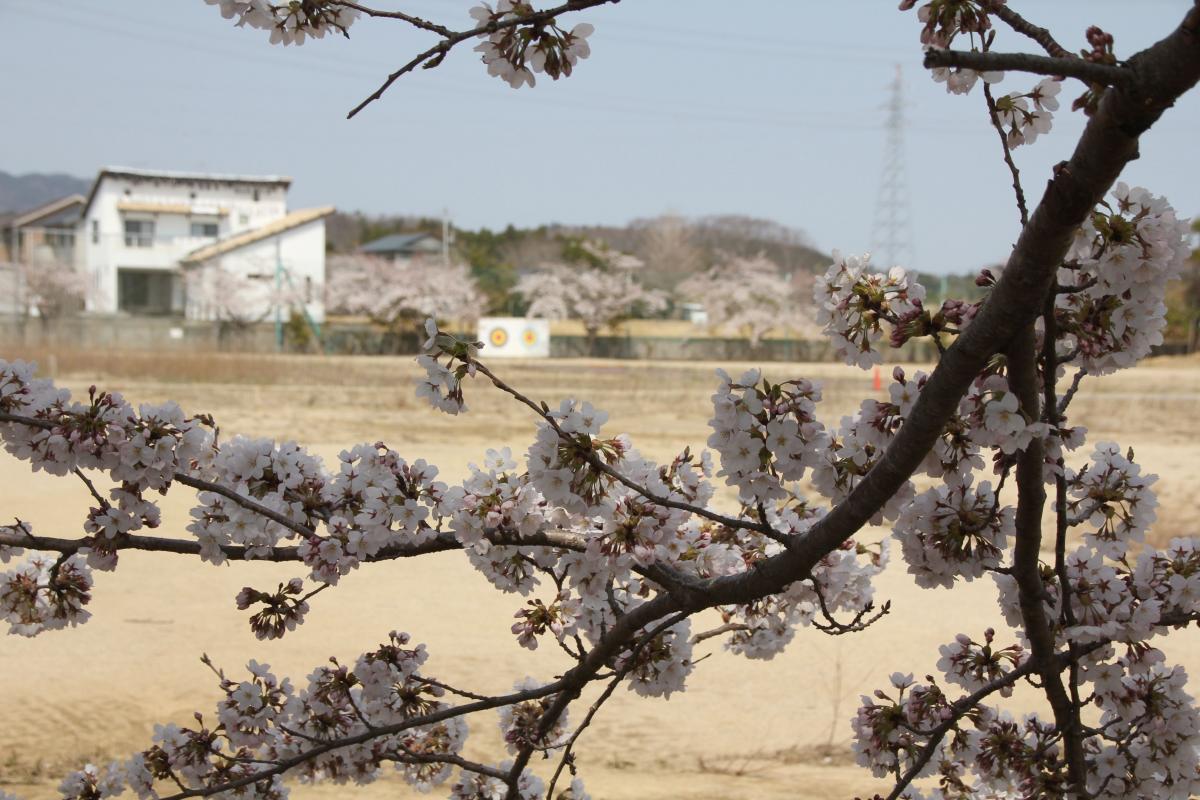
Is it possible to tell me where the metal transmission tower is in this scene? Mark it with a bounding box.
[870,65,915,270]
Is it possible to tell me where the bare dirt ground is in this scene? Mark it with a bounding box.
[1,348,1197,799]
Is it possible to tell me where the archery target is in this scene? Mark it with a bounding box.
[478,317,550,358]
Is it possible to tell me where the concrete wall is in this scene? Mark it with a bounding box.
[2,315,1188,362]
[0,315,277,352]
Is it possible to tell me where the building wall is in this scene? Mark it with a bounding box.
[187,219,327,324]
[80,176,289,314]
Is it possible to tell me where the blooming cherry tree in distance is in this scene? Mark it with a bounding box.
[4,2,1200,800]
[4,256,91,325]
[513,241,667,355]
[326,254,483,336]
[679,253,816,347]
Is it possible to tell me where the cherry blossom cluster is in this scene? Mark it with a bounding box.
[706,368,824,504]
[416,320,481,415]
[1057,184,1191,374]
[993,78,1062,148]
[204,0,359,45]
[469,2,594,88]
[936,628,1025,695]
[0,552,92,637]
[899,0,1005,95]
[895,479,1012,589]
[1064,441,1158,559]
[814,252,926,369]
[1073,26,1117,115]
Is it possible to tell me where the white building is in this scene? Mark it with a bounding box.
[77,167,332,322]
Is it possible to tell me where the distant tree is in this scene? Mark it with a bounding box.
[634,213,703,292]
[326,253,482,340]
[456,225,559,314]
[1164,219,1200,350]
[688,214,826,275]
[184,264,314,349]
[5,254,90,327]
[679,253,815,346]
[514,241,667,354]
[185,265,285,327]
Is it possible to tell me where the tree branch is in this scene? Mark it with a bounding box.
[0,526,587,563]
[924,49,1131,86]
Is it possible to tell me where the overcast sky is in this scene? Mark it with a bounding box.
[2,0,1197,273]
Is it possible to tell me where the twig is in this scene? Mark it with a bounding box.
[334,1,451,36]
[469,360,776,538]
[1056,370,1087,418]
[544,611,691,798]
[346,0,621,119]
[385,746,508,780]
[72,467,110,509]
[982,82,1029,227]
[690,621,750,645]
[810,579,892,636]
[984,1,1071,58]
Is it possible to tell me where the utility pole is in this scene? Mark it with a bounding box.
[274,235,283,351]
[871,65,916,271]
[441,207,450,269]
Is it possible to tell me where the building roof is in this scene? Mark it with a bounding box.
[359,232,442,255]
[2,194,86,229]
[82,167,293,219]
[99,166,293,186]
[181,206,335,264]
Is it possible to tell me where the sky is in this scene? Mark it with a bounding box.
[1,0,1198,274]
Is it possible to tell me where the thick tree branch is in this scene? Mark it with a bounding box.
[924,49,1131,86]
[1006,327,1085,794]
[685,0,1200,634]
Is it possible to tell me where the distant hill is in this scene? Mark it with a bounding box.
[0,170,91,213]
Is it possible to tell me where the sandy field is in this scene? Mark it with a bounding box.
[1,348,1198,799]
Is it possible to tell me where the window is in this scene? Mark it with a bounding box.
[91,220,99,244]
[190,221,219,238]
[117,268,181,315]
[124,219,154,247]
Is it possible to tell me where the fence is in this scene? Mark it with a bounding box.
[0,314,1189,363]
